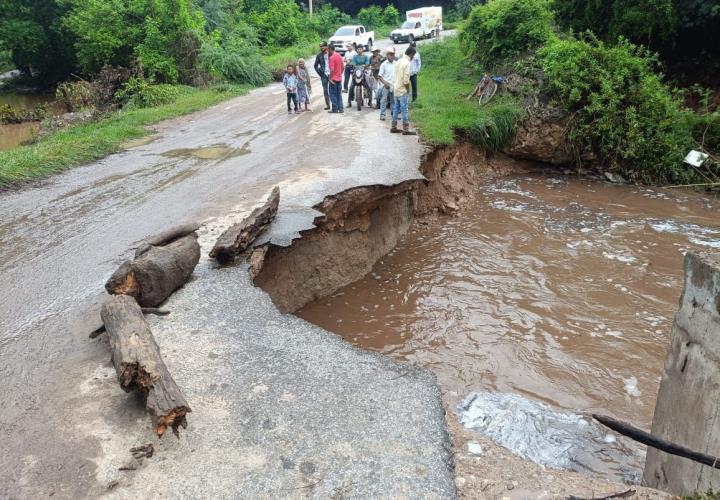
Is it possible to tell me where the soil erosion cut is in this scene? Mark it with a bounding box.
[249,141,533,313]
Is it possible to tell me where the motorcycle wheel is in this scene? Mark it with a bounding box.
[357,87,362,111]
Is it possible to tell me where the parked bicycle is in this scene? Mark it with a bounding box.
[467,74,505,106]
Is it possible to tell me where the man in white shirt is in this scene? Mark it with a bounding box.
[376,47,397,121]
[409,41,422,102]
[343,43,357,93]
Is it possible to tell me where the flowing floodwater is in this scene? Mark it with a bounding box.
[297,173,720,480]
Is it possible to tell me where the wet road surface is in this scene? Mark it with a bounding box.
[0,38,456,498]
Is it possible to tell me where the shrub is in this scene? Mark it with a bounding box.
[460,0,555,66]
[55,81,96,111]
[247,0,305,47]
[552,0,677,48]
[382,5,401,26]
[0,48,13,72]
[115,77,181,108]
[539,35,697,183]
[357,5,384,29]
[308,5,352,37]
[200,42,270,86]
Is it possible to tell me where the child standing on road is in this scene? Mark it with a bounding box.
[283,65,299,114]
[296,58,312,112]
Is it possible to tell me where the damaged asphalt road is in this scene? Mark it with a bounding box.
[0,43,456,498]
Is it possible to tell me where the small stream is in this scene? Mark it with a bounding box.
[297,173,720,481]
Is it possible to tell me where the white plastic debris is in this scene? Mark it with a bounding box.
[684,150,709,167]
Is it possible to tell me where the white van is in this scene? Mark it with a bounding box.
[391,6,442,43]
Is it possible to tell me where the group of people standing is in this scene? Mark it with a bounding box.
[307,40,421,135]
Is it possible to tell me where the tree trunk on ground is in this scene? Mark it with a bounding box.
[101,295,191,438]
[210,186,280,264]
[134,222,200,258]
[105,232,200,307]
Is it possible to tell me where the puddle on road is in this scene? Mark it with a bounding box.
[161,143,250,160]
[297,174,720,480]
[120,135,158,150]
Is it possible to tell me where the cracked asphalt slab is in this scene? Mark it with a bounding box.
[0,38,457,498]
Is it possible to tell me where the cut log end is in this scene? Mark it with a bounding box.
[105,233,200,307]
[154,408,191,438]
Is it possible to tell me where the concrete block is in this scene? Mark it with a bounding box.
[643,251,720,495]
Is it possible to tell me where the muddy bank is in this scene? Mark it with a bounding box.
[251,141,540,313]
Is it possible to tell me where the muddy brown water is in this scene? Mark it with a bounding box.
[0,91,62,150]
[298,173,720,437]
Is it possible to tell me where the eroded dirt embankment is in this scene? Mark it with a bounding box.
[249,141,535,313]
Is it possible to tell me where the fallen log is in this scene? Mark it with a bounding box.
[89,307,170,339]
[134,222,201,258]
[101,295,190,437]
[593,414,720,469]
[106,232,200,307]
[210,186,280,264]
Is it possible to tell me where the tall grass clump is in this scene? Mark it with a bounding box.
[468,99,524,150]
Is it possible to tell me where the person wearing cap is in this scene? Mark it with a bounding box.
[313,42,331,110]
[376,47,396,120]
[409,41,421,102]
[391,46,416,134]
[342,42,356,93]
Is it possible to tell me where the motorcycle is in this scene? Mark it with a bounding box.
[350,66,373,111]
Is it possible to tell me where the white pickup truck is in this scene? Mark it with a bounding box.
[328,25,375,54]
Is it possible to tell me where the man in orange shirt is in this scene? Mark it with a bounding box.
[327,45,345,113]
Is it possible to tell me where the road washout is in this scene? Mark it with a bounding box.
[250,138,718,495]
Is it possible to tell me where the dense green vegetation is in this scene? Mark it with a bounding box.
[0,0,407,87]
[0,0,352,86]
[460,0,554,65]
[418,0,718,185]
[552,0,720,83]
[0,84,250,188]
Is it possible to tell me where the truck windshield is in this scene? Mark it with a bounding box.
[401,21,415,29]
[334,27,355,36]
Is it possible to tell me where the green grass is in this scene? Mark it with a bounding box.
[0,84,251,188]
[412,36,523,148]
[264,39,320,77]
